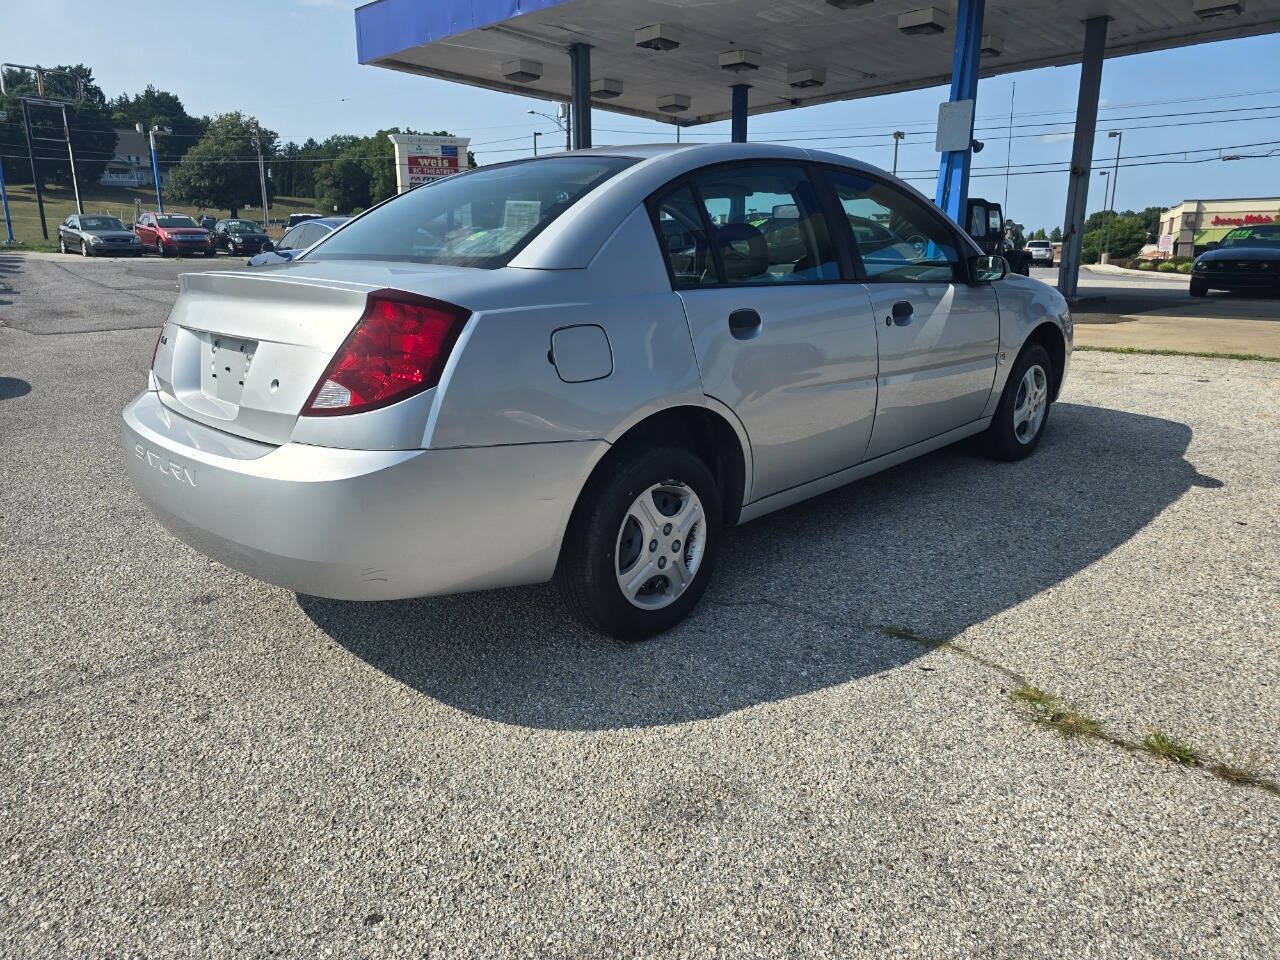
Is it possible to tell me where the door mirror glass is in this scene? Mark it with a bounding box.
[971,254,1007,282]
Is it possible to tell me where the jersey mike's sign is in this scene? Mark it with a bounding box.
[388,134,471,193]
[1211,213,1276,226]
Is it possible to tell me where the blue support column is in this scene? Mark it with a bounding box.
[731,84,749,143]
[569,43,592,149]
[935,0,986,222]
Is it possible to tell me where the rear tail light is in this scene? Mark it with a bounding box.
[301,289,470,417]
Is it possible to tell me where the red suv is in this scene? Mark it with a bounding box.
[134,212,215,257]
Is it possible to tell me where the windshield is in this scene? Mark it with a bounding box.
[81,216,124,231]
[1219,225,1280,249]
[308,156,637,267]
[226,220,261,231]
[156,215,197,228]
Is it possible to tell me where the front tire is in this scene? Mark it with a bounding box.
[156,239,167,257]
[556,445,721,641]
[1190,278,1207,297]
[81,240,93,258]
[982,343,1053,461]
[59,235,68,254]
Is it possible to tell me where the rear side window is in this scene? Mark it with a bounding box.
[309,156,636,268]
[653,185,717,289]
[693,164,839,284]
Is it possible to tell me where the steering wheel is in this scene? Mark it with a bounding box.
[906,233,929,256]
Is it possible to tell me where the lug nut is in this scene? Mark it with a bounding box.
[649,540,658,552]
[663,523,672,535]
[672,540,681,553]
[657,556,667,569]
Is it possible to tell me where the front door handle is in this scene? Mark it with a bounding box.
[728,308,762,340]
[889,300,914,326]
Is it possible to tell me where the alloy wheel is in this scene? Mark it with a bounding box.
[1012,364,1049,445]
[615,481,706,610]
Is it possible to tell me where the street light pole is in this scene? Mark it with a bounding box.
[532,131,541,156]
[892,131,905,176]
[1104,130,1122,258]
[140,122,168,212]
[528,108,568,152]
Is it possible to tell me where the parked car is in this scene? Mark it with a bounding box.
[286,213,324,229]
[247,216,349,266]
[213,218,273,256]
[1190,224,1280,297]
[123,144,1071,640]
[134,212,214,257]
[57,214,142,257]
[1025,239,1054,267]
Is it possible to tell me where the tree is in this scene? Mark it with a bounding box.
[1049,226,1062,243]
[166,112,277,217]
[1081,214,1149,263]
[0,63,116,187]
[1030,227,1047,241]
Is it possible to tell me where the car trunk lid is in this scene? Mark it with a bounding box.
[152,270,379,445]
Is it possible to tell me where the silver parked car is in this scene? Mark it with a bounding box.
[123,144,1071,640]
[58,214,143,257]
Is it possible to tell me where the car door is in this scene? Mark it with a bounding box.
[825,168,1000,460]
[135,213,155,248]
[652,163,879,501]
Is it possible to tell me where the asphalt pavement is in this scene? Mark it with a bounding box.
[2,253,1278,958]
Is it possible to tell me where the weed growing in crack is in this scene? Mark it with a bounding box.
[1142,730,1199,767]
[1009,685,1106,739]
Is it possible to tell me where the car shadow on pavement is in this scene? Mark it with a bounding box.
[0,376,32,400]
[301,402,1219,730]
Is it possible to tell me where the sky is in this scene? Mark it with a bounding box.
[6,0,1280,233]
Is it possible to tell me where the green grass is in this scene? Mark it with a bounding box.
[1009,685,1107,739]
[1142,730,1200,767]
[1075,345,1280,363]
[0,182,323,242]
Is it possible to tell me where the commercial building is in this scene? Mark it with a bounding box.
[1160,197,1280,257]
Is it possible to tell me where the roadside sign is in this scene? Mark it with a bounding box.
[388,134,471,193]
[1158,234,1173,253]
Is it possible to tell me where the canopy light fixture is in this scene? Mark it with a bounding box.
[981,34,1004,55]
[657,93,691,114]
[826,0,876,7]
[719,49,762,73]
[898,7,948,35]
[591,77,623,99]
[635,24,682,51]
[1193,0,1244,17]
[501,58,543,83]
[788,67,827,89]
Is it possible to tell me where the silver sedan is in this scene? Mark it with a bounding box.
[123,143,1071,640]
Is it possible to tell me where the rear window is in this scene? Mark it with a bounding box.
[308,156,636,268]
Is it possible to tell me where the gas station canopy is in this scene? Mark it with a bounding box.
[355,0,1280,126]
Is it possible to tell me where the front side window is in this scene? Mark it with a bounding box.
[828,170,961,282]
[309,156,636,268]
[691,164,838,284]
[278,224,305,250]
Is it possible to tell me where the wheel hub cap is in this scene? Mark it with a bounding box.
[615,481,706,610]
[1013,364,1049,445]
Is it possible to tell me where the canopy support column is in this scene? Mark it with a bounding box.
[569,42,591,149]
[1057,16,1109,299]
[935,0,985,222]
[731,84,749,143]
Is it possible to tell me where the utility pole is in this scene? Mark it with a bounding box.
[560,102,570,151]
[20,100,47,239]
[62,104,82,215]
[253,124,270,228]
[532,130,541,156]
[1003,82,1015,212]
[1103,130,1122,258]
[892,131,905,176]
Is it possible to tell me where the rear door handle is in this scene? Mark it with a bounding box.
[889,300,914,326]
[728,308,762,340]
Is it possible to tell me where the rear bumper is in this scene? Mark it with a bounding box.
[123,391,606,600]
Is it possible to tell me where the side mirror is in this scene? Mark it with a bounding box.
[971,254,1007,282]
[1204,241,1219,251]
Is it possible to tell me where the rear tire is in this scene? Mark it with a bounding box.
[156,239,167,257]
[982,343,1053,461]
[1190,278,1207,297]
[556,445,721,641]
[81,240,92,258]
